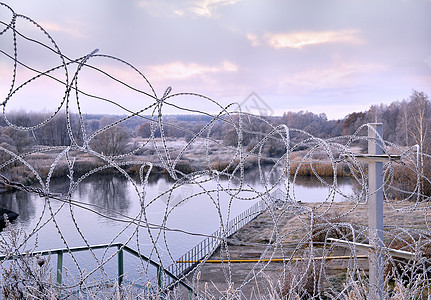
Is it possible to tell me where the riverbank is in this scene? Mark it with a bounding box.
[1,137,356,191]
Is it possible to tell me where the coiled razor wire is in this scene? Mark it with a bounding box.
[1,2,431,298]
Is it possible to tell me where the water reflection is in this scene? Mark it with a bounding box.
[158,179,196,208]
[243,165,285,187]
[0,169,355,235]
[0,167,355,269]
[0,190,35,226]
[78,175,131,216]
[292,175,352,188]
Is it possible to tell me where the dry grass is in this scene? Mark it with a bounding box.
[223,200,431,298]
[289,161,351,177]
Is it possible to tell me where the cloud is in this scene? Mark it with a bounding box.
[253,30,364,49]
[136,1,179,17]
[174,9,185,16]
[190,0,241,18]
[137,0,241,18]
[144,61,238,81]
[246,33,260,46]
[281,63,387,91]
[38,21,88,39]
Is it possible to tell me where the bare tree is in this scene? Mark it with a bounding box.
[136,122,151,138]
[406,90,431,196]
[89,116,130,156]
[395,99,410,146]
[0,125,33,154]
[407,91,430,152]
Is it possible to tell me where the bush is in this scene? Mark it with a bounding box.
[0,218,57,299]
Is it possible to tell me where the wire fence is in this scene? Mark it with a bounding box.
[1,2,431,299]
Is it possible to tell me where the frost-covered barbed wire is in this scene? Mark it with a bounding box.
[1,2,431,298]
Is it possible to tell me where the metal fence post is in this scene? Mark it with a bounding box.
[157,266,162,289]
[57,250,63,285]
[368,123,384,299]
[117,246,124,286]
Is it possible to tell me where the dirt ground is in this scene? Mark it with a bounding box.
[181,200,431,298]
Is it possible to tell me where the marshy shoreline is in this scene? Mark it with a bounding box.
[0,137,356,192]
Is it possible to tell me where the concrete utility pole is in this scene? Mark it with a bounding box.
[368,123,384,299]
[330,123,412,298]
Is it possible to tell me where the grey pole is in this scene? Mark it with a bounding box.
[368,123,384,299]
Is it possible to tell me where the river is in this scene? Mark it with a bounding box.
[0,167,354,285]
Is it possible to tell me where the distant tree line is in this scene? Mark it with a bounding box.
[0,90,429,158]
[223,90,431,155]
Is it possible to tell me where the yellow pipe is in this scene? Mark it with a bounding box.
[177,255,368,263]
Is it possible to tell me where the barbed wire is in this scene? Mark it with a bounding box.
[1,2,431,298]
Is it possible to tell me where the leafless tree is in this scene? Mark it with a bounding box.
[406,90,431,196]
[136,122,151,138]
[407,92,430,155]
[89,116,131,156]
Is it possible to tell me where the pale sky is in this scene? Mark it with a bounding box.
[1,0,431,120]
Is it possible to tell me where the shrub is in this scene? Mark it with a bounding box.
[0,218,57,299]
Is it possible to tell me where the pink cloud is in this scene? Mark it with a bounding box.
[39,21,88,39]
[280,62,387,92]
[249,30,364,49]
[144,61,238,81]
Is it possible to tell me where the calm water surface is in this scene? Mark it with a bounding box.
[0,167,354,282]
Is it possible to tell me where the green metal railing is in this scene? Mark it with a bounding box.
[0,242,193,296]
